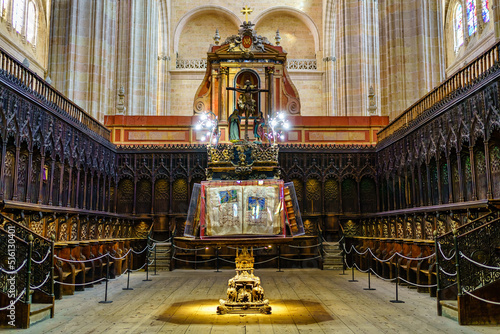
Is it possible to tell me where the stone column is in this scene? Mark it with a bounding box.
[157,0,171,115]
[378,0,444,120]
[334,0,380,116]
[117,0,159,116]
[492,0,500,39]
[48,0,119,122]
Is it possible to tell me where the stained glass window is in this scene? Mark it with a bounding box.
[12,0,25,33]
[467,0,477,36]
[482,0,490,23]
[27,1,36,44]
[455,4,464,50]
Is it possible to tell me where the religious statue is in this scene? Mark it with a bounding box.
[252,111,265,143]
[228,109,241,142]
[227,80,268,141]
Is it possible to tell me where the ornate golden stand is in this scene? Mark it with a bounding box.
[217,247,271,314]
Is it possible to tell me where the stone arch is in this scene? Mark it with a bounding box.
[253,6,320,53]
[173,5,241,56]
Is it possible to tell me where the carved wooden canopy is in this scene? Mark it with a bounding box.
[193,22,301,122]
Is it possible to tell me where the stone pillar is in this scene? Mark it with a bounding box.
[379,0,444,120]
[334,0,380,116]
[48,0,119,122]
[117,0,159,116]
[157,0,171,115]
[492,0,500,39]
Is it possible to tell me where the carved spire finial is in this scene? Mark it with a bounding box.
[214,29,221,45]
[275,29,281,45]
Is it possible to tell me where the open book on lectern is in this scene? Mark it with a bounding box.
[200,180,285,237]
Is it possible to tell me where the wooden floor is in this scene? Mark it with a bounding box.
[13,269,500,334]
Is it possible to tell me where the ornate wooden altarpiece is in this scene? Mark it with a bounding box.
[183,138,304,314]
[184,16,306,314]
[193,18,301,138]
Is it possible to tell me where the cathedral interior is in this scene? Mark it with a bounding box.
[1,0,500,332]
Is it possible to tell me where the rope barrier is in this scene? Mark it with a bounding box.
[439,266,457,277]
[353,262,371,273]
[108,249,131,261]
[367,248,399,263]
[437,243,455,261]
[345,248,439,288]
[172,256,216,264]
[343,244,353,255]
[55,253,108,263]
[460,252,500,270]
[254,256,279,265]
[398,276,437,288]
[130,245,151,255]
[343,242,435,263]
[368,268,398,282]
[463,290,500,305]
[31,247,52,264]
[150,237,172,243]
[30,272,51,290]
[173,245,207,251]
[351,246,371,256]
[280,255,322,262]
[127,262,148,272]
[343,257,352,269]
[0,259,27,274]
[107,273,128,282]
[288,244,321,249]
[397,252,436,261]
[0,290,26,310]
[55,277,106,286]
[219,257,236,264]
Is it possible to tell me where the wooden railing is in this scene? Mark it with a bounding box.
[0,47,110,140]
[378,41,500,143]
